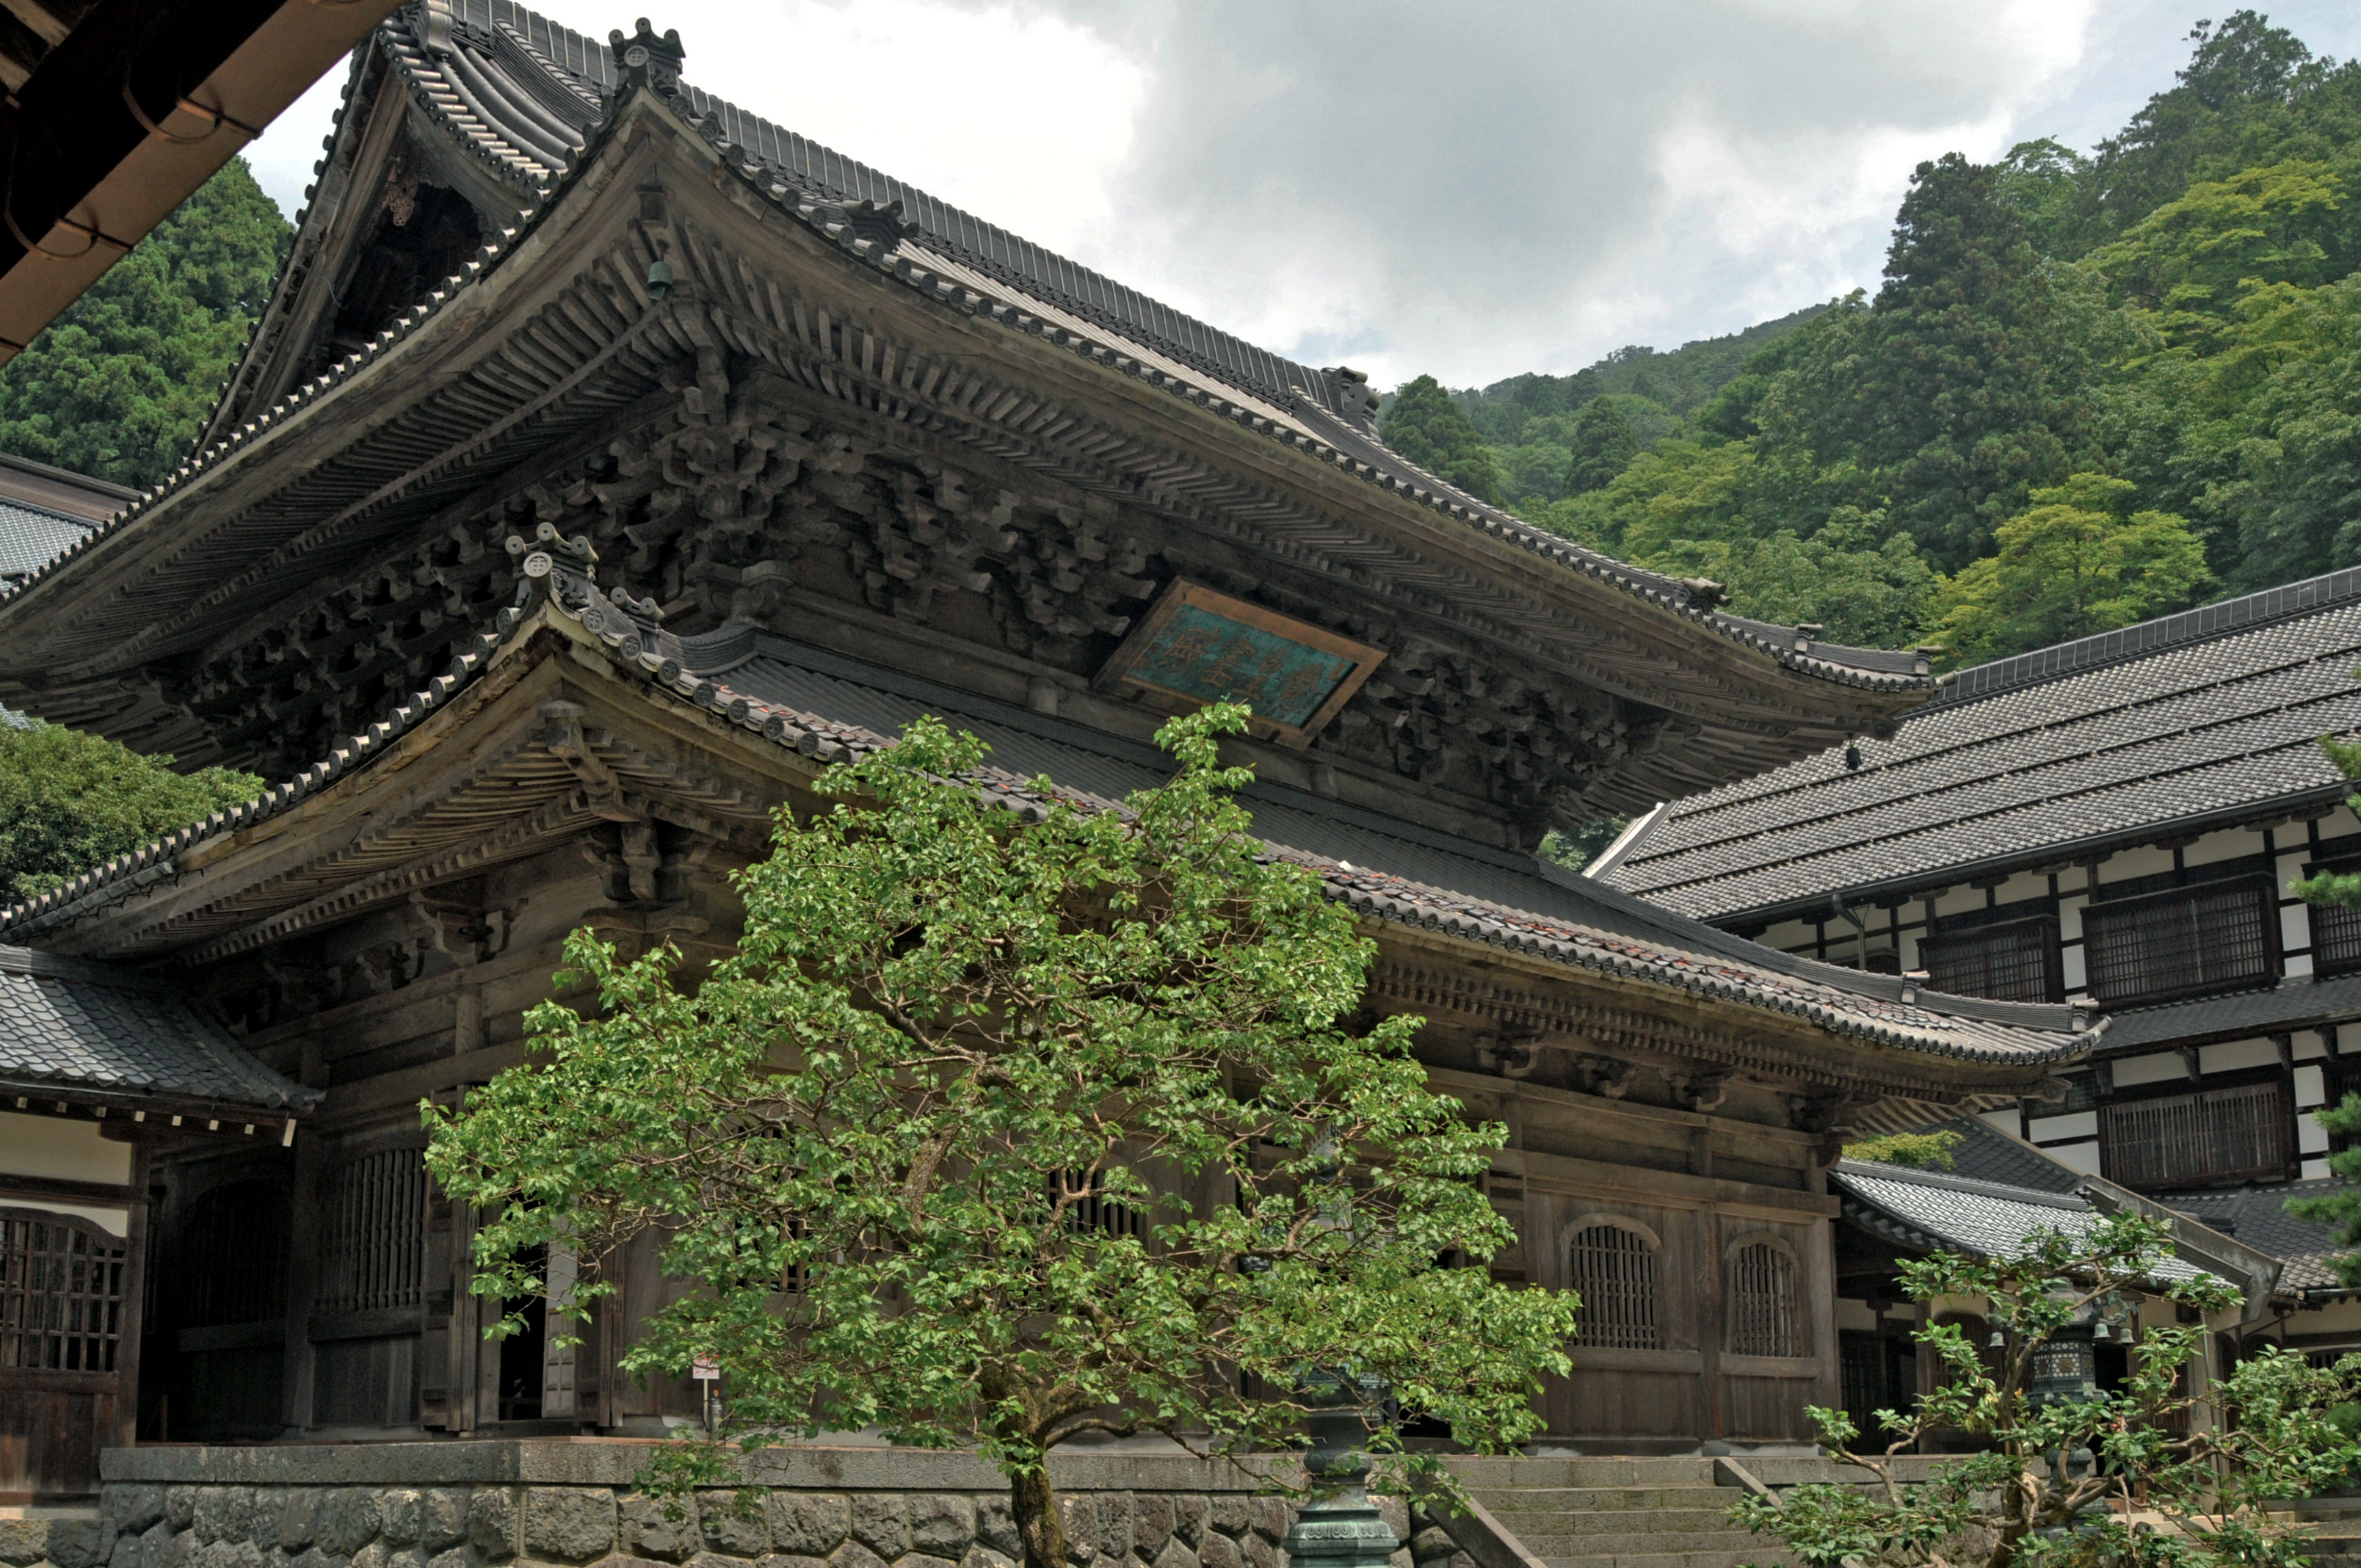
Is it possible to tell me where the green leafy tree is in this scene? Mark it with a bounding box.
[1564,399,1639,495]
[1380,374,1505,503]
[424,706,1577,1568]
[1923,474,2211,665]
[1996,139,2096,259]
[2093,156,2352,347]
[0,158,289,490]
[1732,1214,2361,1568]
[0,722,261,901]
[1828,153,2081,570]
[1840,1129,1960,1169]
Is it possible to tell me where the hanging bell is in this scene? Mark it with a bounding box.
[2092,1320,2111,1343]
[1990,1327,2006,1349]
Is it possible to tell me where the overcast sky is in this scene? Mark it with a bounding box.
[243,1,2361,393]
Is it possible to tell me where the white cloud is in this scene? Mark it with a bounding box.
[237,0,2361,392]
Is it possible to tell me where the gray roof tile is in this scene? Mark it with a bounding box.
[1604,570,2361,921]
[0,587,2095,1072]
[0,497,91,579]
[0,945,316,1111]
[2152,1177,2355,1295]
[1835,1161,2207,1283]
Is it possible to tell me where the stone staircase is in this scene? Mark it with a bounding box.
[1431,1453,1967,1568]
[1437,1456,1799,1568]
[2271,1495,2361,1568]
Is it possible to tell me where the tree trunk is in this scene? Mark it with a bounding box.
[1010,1467,1065,1568]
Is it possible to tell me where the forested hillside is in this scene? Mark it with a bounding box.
[1385,12,2361,664]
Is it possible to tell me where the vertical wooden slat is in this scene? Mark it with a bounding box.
[1568,1225,1661,1350]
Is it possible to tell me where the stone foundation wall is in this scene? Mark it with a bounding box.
[12,1445,1443,1568]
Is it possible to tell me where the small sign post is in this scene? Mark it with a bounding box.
[692,1357,720,1434]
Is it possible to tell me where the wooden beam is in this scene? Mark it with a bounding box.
[0,1171,139,1206]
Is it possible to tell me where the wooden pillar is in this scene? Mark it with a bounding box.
[1697,1202,1724,1441]
[114,1144,151,1449]
[279,1127,327,1431]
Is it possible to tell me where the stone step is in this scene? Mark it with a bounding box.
[1517,1531,1785,1556]
[1466,1489,1733,1514]
[1446,1458,1724,1489]
[1470,1510,1747,1537]
[1537,1550,1799,1568]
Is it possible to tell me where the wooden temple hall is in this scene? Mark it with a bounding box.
[0,1,2110,1492]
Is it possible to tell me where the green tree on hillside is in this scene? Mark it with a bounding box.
[2094,156,2353,343]
[0,722,261,901]
[2071,12,2344,253]
[1829,153,2081,570]
[1380,374,1504,502]
[0,159,289,490]
[1923,473,2211,664]
[1564,399,1638,494]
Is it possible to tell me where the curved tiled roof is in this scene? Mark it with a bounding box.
[117,0,1933,706]
[0,539,2089,1074]
[0,945,318,1114]
[1835,1159,2206,1285]
[1602,567,2361,921]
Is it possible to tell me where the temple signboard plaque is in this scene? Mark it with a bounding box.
[1097,581,1385,745]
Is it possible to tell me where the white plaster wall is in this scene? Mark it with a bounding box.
[2186,827,2267,868]
[1933,885,1984,918]
[1996,870,2051,907]
[4,1112,131,1183]
[2202,1039,2284,1074]
[2298,1065,2328,1108]
[0,1111,132,1235]
[2044,1141,2103,1174]
[2114,1053,2192,1087]
[2029,1111,2097,1142]
[2102,845,2178,883]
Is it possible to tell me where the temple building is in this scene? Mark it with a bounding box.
[0,0,2190,1497]
[1597,569,2361,1382]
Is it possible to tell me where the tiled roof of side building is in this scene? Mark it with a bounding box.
[1930,1114,2088,1195]
[0,945,318,1114]
[1600,567,2361,922]
[0,496,93,580]
[2154,1178,2356,1296]
[0,563,2097,1072]
[178,0,1929,697]
[1833,1159,2208,1285]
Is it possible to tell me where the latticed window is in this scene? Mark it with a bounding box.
[1052,1169,1142,1240]
[2083,879,2277,1005]
[2100,1080,2294,1189]
[2307,859,2361,976]
[1568,1224,1661,1350]
[0,1210,126,1372]
[1727,1241,1803,1357]
[316,1147,430,1313]
[1921,917,2061,1003]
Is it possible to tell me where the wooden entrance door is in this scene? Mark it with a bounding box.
[0,1209,133,1500]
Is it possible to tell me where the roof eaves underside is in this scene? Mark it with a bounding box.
[0,577,2086,1084]
[1606,581,2361,922]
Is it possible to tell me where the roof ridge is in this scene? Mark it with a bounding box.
[1934,565,2361,708]
[445,0,1356,422]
